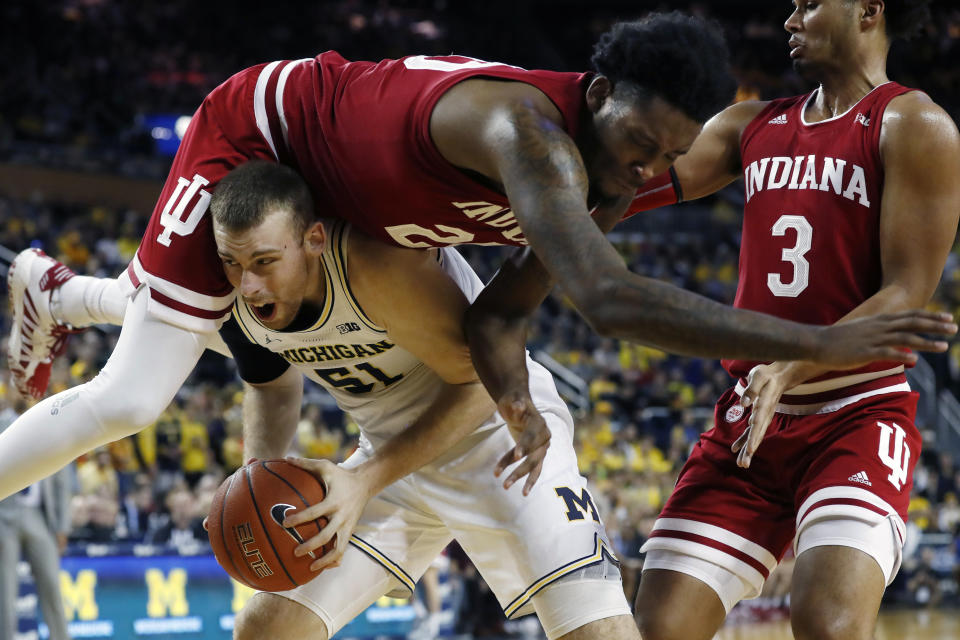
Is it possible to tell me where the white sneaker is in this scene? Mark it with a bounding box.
[6,248,78,399]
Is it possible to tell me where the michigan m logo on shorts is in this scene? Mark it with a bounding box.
[555,487,600,523]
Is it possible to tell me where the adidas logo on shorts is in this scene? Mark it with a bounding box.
[848,470,872,486]
[768,114,788,125]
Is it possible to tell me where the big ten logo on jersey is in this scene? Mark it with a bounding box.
[555,487,600,523]
[158,174,212,247]
[877,422,910,491]
[337,321,361,334]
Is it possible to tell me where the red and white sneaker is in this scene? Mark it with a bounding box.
[6,248,78,399]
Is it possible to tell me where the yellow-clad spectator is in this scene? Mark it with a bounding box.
[77,447,119,498]
[181,413,210,486]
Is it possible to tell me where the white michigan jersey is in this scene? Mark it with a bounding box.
[221,220,626,630]
[220,219,566,449]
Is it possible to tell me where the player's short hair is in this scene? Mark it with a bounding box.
[880,0,932,40]
[210,161,315,237]
[590,12,737,123]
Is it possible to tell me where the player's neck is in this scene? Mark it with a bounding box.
[304,255,327,307]
[810,59,888,122]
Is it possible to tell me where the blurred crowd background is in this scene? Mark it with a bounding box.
[1,0,959,635]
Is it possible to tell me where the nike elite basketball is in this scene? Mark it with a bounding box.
[207,459,334,591]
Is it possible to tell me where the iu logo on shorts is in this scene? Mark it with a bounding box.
[877,422,910,491]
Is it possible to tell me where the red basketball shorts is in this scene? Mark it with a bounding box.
[642,386,919,605]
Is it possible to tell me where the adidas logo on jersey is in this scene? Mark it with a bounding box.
[848,471,872,486]
[855,112,870,127]
[768,114,788,125]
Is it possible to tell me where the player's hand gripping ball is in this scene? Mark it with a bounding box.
[207,459,336,591]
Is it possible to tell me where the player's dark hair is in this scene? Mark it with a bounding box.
[880,0,932,40]
[210,161,315,237]
[591,12,737,123]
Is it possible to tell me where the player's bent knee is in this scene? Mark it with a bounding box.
[792,610,870,640]
[634,560,731,640]
[92,392,167,434]
[234,593,327,640]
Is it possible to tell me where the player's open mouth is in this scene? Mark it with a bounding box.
[253,303,277,321]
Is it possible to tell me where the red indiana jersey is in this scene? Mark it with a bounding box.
[722,82,916,396]
[126,53,591,330]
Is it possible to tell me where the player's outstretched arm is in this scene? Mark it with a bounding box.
[733,92,960,467]
[483,97,954,365]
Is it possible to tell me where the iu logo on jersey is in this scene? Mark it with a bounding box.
[157,174,212,247]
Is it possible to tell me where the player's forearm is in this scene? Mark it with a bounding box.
[465,303,536,408]
[585,271,829,359]
[464,247,552,406]
[242,382,302,460]
[356,381,496,496]
[770,284,927,386]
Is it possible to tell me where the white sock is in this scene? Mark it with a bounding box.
[51,276,127,327]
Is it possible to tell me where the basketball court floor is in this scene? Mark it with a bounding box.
[714,609,960,639]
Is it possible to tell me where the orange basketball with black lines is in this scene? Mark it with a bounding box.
[207,459,335,591]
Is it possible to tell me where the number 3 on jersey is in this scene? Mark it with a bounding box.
[767,214,812,297]
[157,174,212,247]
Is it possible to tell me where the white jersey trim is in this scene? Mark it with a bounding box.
[127,254,237,310]
[782,366,904,395]
[276,59,312,150]
[733,380,910,416]
[799,81,892,127]
[254,60,283,160]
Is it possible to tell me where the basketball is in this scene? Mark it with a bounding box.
[206,459,335,591]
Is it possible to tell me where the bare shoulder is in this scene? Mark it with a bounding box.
[710,100,772,145]
[882,91,960,146]
[431,78,565,175]
[347,230,435,292]
[720,99,771,127]
[433,78,562,125]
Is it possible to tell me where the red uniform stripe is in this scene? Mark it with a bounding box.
[149,289,233,320]
[797,497,890,530]
[647,529,772,578]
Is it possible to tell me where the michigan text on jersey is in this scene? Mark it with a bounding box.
[279,340,396,364]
